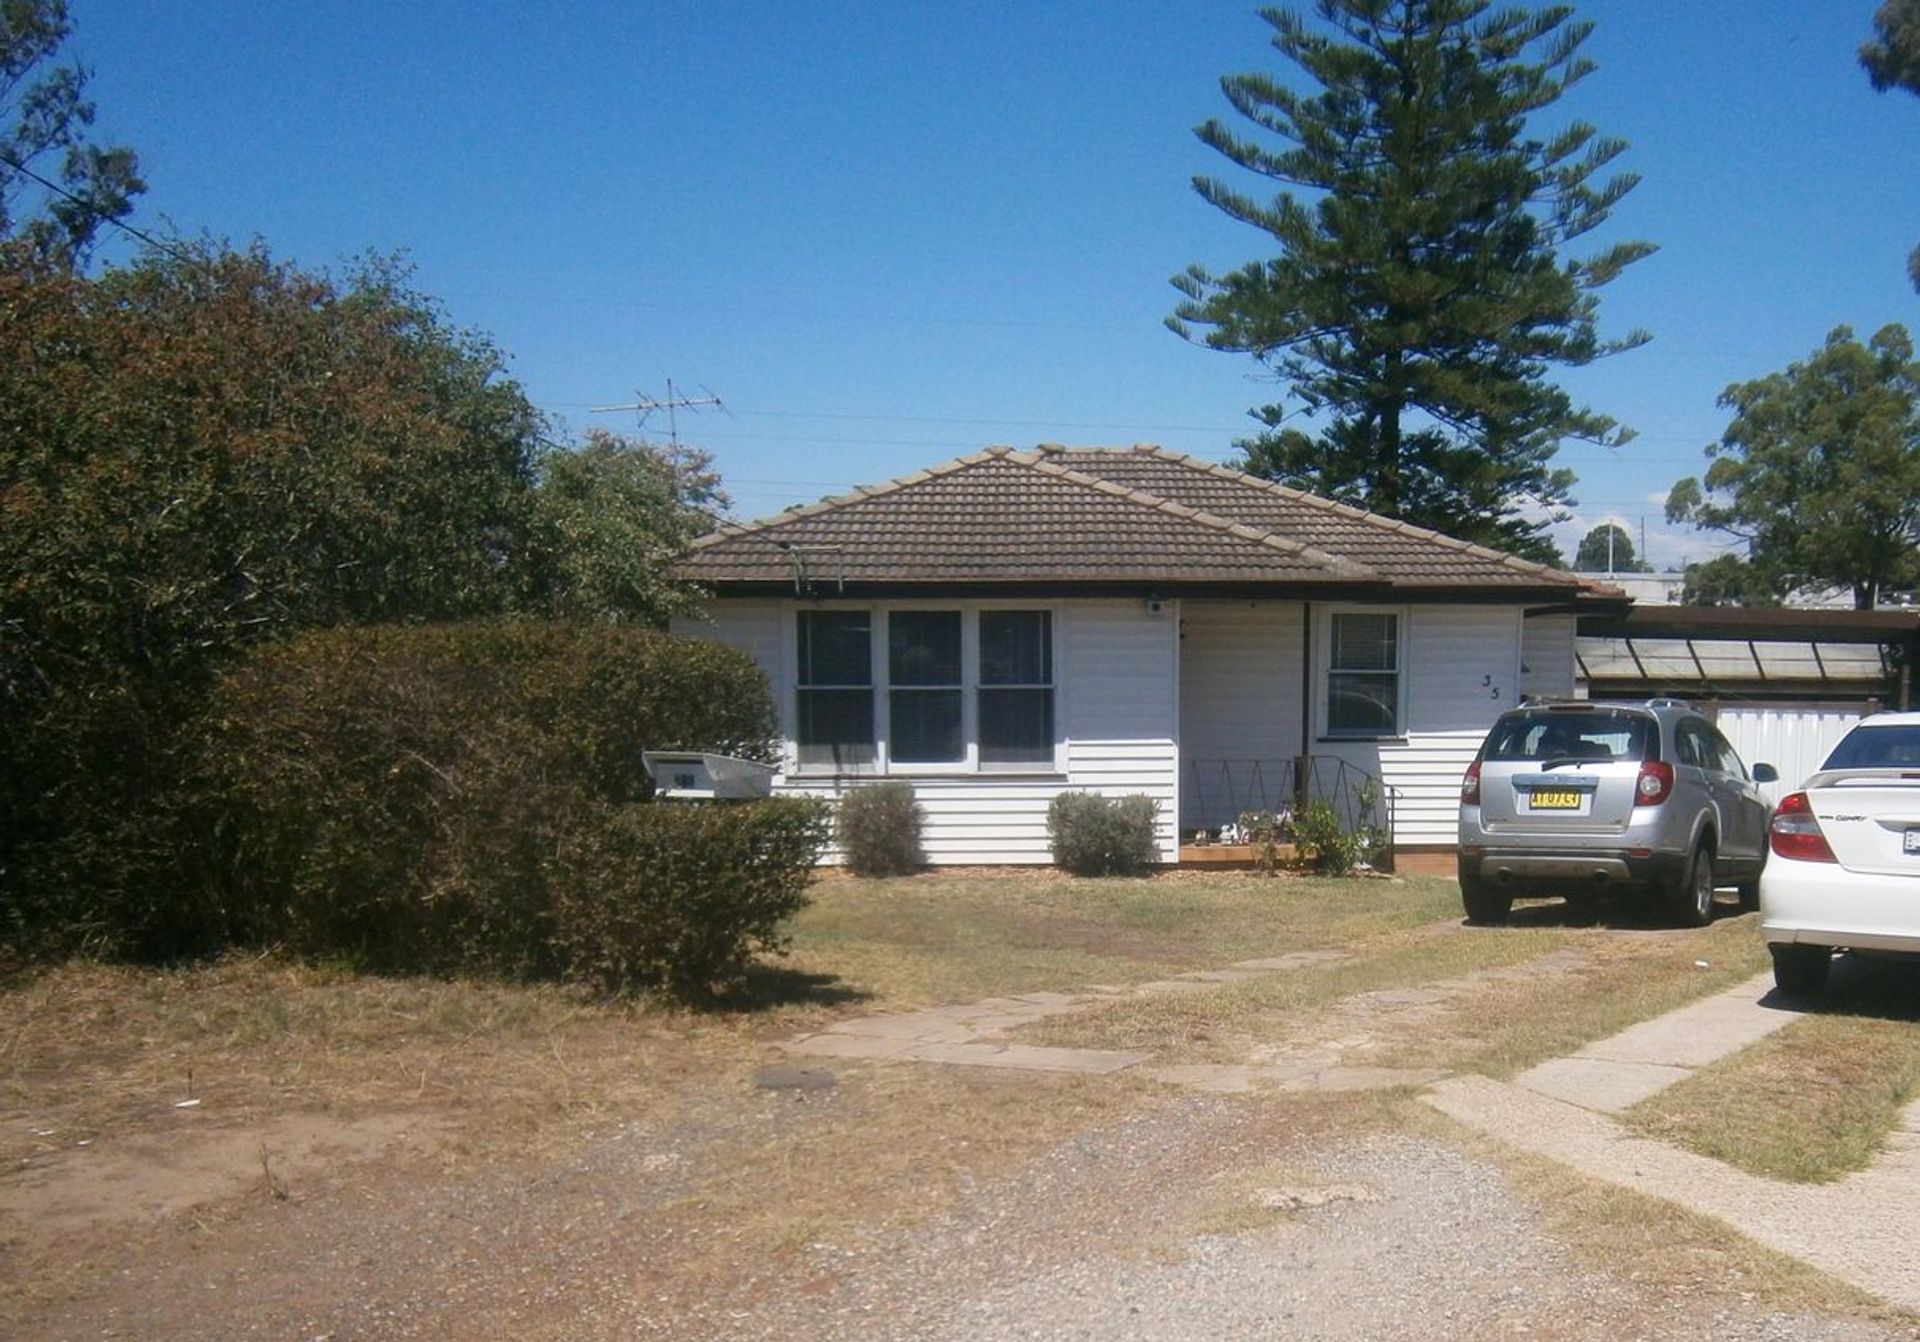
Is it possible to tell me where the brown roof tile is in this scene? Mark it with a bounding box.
[684,445,1620,598]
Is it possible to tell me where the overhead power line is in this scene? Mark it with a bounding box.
[0,150,192,264]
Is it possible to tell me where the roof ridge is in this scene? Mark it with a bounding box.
[1010,450,1375,579]
[1109,446,1610,593]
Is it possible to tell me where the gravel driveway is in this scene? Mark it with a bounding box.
[24,1078,1904,1341]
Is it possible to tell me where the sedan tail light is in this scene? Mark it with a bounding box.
[1634,760,1675,806]
[1769,792,1837,863]
[1460,756,1483,805]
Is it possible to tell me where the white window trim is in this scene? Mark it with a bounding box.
[1317,604,1409,741]
[785,601,1066,778]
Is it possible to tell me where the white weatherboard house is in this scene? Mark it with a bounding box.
[673,445,1625,866]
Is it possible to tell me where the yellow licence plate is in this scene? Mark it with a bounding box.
[1529,790,1583,810]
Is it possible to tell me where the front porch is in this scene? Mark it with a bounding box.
[1178,752,1402,872]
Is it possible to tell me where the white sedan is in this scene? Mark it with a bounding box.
[1761,712,1920,995]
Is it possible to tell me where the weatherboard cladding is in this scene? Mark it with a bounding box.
[684,445,1605,595]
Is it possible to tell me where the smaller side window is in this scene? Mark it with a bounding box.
[1709,726,1748,780]
[1677,720,1720,772]
[1326,611,1400,737]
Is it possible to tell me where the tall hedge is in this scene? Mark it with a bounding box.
[196,618,822,995]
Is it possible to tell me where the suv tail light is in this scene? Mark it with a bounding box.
[1770,792,1836,863]
[1634,759,1675,806]
[1461,756,1483,805]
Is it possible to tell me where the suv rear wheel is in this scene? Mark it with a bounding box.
[1677,842,1715,928]
[1460,874,1512,926]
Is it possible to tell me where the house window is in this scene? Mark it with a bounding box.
[1327,611,1400,737]
[979,610,1054,764]
[794,607,1057,771]
[797,610,875,767]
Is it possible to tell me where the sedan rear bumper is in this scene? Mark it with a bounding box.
[1760,854,1920,955]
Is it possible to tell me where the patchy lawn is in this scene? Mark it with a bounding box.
[782,868,1463,1006]
[0,872,1904,1338]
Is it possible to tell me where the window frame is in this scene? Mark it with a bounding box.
[1319,605,1408,741]
[786,602,1065,777]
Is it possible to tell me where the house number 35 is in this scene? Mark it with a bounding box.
[1482,674,1501,699]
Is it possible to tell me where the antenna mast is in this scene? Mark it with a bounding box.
[588,378,724,448]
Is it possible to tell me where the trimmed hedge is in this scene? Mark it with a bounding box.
[199,618,821,996]
[835,781,927,877]
[549,797,830,1000]
[1047,791,1160,877]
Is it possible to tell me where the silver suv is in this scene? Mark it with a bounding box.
[1457,700,1778,926]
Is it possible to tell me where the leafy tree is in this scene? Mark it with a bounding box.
[0,0,144,266]
[1169,0,1654,564]
[1666,325,1920,610]
[528,429,726,624]
[1678,553,1785,608]
[0,242,719,949]
[1573,522,1649,573]
[1863,0,1920,288]
[1864,1,1920,97]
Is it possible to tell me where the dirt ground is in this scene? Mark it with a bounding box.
[4,881,1916,1340]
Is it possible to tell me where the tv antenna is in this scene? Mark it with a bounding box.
[589,378,725,447]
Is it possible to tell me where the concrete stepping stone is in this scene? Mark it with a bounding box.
[1140,1063,1257,1093]
[1231,950,1349,971]
[1177,968,1264,984]
[903,1041,1150,1075]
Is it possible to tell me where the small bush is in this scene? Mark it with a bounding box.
[836,781,927,876]
[1047,791,1160,876]
[548,797,831,1001]
[1288,797,1385,875]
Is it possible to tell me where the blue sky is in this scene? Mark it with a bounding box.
[74,1,1920,568]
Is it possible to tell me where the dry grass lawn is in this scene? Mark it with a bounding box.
[1624,1007,1920,1183]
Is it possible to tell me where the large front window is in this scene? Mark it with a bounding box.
[795,607,1057,771]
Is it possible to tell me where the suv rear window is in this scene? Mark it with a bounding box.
[1483,709,1656,764]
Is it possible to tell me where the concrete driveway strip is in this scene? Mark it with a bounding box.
[1513,972,1798,1113]
[1427,1072,1920,1312]
[1425,971,1920,1313]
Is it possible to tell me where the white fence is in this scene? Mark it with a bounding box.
[1713,703,1864,804]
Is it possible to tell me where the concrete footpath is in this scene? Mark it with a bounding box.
[1425,973,1920,1313]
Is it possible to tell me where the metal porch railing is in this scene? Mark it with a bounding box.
[1182,755,1399,872]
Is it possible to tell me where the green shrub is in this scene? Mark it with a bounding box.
[1288,796,1386,876]
[201,618,786,984]
[548,797,830,1001]
[836,781,927,876]
[1047,791,1160,876]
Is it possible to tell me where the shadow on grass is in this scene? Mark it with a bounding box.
[714,964,873,1014]
[1763,952,1920,1024]
[1497,893,1751,934]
